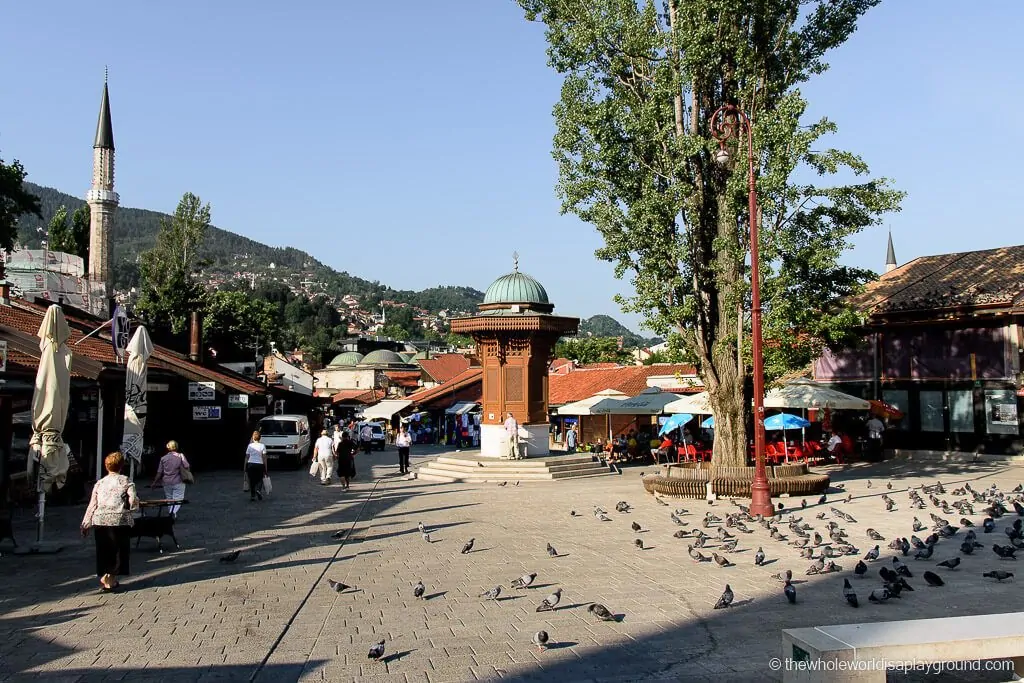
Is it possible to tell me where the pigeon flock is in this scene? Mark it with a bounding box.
[323,516,624,665]
[318,479,1024,668]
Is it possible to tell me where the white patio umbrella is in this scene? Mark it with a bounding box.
[590,387,684,415]
[27,305,72,552]
[121,326,153,480]
[663,391,713,415]
[763,380,869,410]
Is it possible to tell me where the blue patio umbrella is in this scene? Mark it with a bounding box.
[659,413,693,436]
[763,413,811,430]
[701,415,715,429]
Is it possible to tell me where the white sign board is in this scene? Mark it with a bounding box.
[0,340,7,373]
[188,381,216,401]
[228,394,249,408]
[147,382,170,392]
[192,405,222,421]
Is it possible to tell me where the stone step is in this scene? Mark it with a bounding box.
[426,460,603,476]
[434,455,597,469]
[415,459,611,483]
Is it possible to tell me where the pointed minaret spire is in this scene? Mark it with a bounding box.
[885,230,897,274]
[94,74,114,150]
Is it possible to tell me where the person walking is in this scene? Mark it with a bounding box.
[332,424,344,478]
[81,451,139,592]
[245,431,267,502]
[565,424,578,454]
[396,427,412,475]
[360,423,373,454]
[151,440,191,518]
[335,432,356,489]
[504,412,520,459]
[314,429,334,485]
[866,414,885,461]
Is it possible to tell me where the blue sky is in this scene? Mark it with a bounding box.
[2,2,1022,333]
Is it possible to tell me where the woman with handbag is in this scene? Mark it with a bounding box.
[81,451,139,592]
[151,440,191,518]
[245,431,267,502]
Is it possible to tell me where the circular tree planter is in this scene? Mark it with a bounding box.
[642,461,829,499]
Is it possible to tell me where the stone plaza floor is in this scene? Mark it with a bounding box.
[2,447,1024,682]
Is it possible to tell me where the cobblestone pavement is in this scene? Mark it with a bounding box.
[2,449,1024,682]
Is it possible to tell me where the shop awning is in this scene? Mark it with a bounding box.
[446,401,478,415]
[361,399,413,420]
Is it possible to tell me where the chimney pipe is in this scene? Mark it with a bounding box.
[189,311,202,362]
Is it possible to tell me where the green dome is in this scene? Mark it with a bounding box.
[328,352,364,367]
[398,352,414,363]
[361,349,406,366]
[483,270,549,306]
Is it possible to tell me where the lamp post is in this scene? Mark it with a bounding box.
[710,103,772,518]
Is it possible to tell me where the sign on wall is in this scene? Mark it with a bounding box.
[188,381,216,401]
[0,340,7,372]
[147,382,170,392]
[250,405,267,416]
[228,394,249,408]
[192,405,222,421]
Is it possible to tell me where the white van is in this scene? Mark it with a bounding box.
[258,414,312,468]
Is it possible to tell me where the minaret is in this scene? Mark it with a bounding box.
[884,231,897,274]
[87,71,118,314]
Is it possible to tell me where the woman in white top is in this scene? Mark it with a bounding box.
[245,431,267,502]
[396,427,412,475]
[81,451,139,592]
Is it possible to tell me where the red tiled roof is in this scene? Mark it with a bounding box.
[384,370,423,390]
[418,353,471,384]
[549,358,573,371]
[580,362,620,369]
[406,367,483,407]
[331,389,380,405]
[548,364,698,405]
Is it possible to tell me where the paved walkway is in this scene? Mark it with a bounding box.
[2,449,1024,682]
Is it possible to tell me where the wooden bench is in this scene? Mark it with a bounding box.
[781,613,1024,682]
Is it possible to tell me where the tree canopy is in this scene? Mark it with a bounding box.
[519,0,903,465]
[47,204,90,263]
[0,155,41,253]
[554,336,632,365]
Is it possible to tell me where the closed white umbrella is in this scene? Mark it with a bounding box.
[28,305,72,552]
[121,326,153,480]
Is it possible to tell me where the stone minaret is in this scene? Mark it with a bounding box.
[87,75,118,313]
[885,231,897,274]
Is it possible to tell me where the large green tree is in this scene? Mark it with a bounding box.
[203,289,282,362]
[0,155,42,253]
[46,204,91,262]
[518,0,903,465]
[555,336,632,365]
[137,192,211,334]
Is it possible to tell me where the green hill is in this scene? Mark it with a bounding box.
[579,314,659,348]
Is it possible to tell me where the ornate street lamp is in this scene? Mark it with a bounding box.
[710,104,772,518]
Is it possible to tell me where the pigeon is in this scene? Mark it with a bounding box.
[219,551,240,563]
[866,529,885,541]
[422,532,431,543]
[368,639,386,662]
[417,522,426,534]
[923,571,944,587]
[960,517,974,528]
[536,589,562,612]
[332,529,348,539]
[886,481,893,490]
[688,545,709,563]
[879,566,897,583]
[498,481,507,487]
[983,518,995,533]
[532,630,549,652]
[784,581,796,604]
[854,560,868,578]
[413,580,425,599]
[674,529,689,539]
[914,544,935,560]
[713,553,732,568]
[912,517,926,532]
[670,513,685,526]
[843,578,859,607]
[328,579,352,593]
[616,501,631,513]
[720,539,738,553]
[936,557,961,570]
[631,522,642,533]
[864,545,880,561]
[983,570,1015,582]
[461,538,475,554]
[893,557,913,578]
[771,569,793,583]
[635,539,644,550]
[867,480,873,489]
[570,510,577,517]
[511,573,537,589]
[993,544,1017,560]
[754,547,765,566]
[806,558,825,575]
[597,513,612,522]
[800,548,814,559]
[547,543,558,557]
[868,588,891,603]
[885,499,897,512]
[818,495,827,505]
[480,585,502,600]
[588,603,617,621]
[713,584,734,609]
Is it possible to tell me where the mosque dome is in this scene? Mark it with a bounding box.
[328,352,364,367]
[360,349,406,366]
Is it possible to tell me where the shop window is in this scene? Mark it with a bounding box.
[882,390,910,430]
[919,391,944,432]
[949,390,974,433]
[984,389,1019,435]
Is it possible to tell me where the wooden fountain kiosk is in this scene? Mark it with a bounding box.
[450,257,578,458]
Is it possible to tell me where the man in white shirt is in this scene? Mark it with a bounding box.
[866,415,885,460]
[504,412,520,459]
[360,423,373,454]
[313,430,335,485]
[827,432,842,455]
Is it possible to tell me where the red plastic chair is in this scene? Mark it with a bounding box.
[766,443,781,465]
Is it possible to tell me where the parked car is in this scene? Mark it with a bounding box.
[357,422,386,451]
[258,414,312,468]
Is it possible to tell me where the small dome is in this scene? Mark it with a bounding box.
[328,352,364,367]
[398,352,414,363]
[361,349,406,366]
[483,270,549,306]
